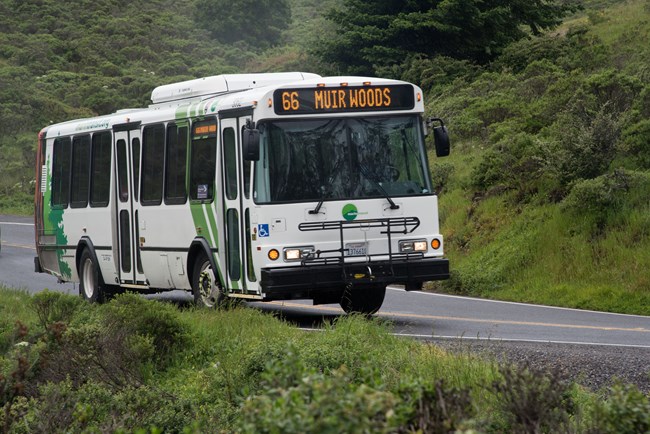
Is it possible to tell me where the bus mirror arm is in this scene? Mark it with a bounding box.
[428,117,450,157]
[242,124,260,161]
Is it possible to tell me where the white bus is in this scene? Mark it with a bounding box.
[34,72,450,314]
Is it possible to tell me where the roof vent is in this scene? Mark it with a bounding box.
[150,72,321,105]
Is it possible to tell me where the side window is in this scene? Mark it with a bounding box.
[241,125,251,200]
[141,124,165,205]
[164,124,188,204]
[132,138,140,202]
[116,139,129,202]
[70,135,90,208]
[51,137,72,208]
[90,132,111,207]
[190,120,217,202]
[224,127,237,200]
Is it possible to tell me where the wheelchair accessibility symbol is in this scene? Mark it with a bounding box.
[258,224,270,237]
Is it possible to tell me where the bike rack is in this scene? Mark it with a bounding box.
[298,217,423,283]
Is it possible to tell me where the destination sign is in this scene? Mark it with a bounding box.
[273,84,415,115]
[193,121,217,137]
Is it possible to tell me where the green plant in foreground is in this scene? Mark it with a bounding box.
[2,288,650,433]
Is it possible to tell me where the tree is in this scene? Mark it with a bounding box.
[194,0,291,50]
[314,0,578,76]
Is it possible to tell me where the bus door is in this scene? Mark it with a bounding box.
[220,115,259,295]
[113,123,146,286]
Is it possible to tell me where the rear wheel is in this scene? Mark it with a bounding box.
[192,252,225,308]
[79,249,106,303]
[340,284,386,315]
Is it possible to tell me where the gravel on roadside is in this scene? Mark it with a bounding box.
[432,338,650,394]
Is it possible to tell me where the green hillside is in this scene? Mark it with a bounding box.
[426,0,650,314]
[1,0,649,314]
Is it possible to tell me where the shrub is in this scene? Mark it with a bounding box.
[620,118,650,169]
[100,293,188,368]
[561,170,633,230]
[584,69,642,114]
[493,364,573,433]
[551,106,620,186]
[587,383,650,434]
[30,290,82,332]
[430,162,455,195]
[398,380,474,434]
[239,364,399,433]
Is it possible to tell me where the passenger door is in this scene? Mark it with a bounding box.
[113,123,146,286]
[219,115,259,295]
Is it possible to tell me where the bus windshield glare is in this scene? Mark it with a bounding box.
[253,116,432,204]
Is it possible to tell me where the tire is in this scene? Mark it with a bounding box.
[192,252,225,308]
[340,284,386,315]
[79,249,107,303]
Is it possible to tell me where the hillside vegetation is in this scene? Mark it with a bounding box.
[425,0,650,314]
[1,0,650,314]
[2,288,649,432]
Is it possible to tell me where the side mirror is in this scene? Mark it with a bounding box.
[242,121,260,161]
[429,118,450,157]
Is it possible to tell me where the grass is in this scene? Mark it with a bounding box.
[2,287,648,432]
[433,193,650,315]
[426,0,650,316]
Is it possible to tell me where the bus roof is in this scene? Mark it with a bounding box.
[42,73,422,138]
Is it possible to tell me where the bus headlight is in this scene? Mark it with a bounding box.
[283,246,315,262]
[399,239,428,253]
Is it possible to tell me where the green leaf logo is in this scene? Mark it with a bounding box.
[342,203,358,221]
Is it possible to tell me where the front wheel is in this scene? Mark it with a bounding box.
[340,284,386,315]
[79,249,106,303]
[192,252,225,308]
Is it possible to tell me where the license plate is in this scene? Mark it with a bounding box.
[346,243,367,256]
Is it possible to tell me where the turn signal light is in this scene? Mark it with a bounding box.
[268,249,280,261]
[431,238,441,250]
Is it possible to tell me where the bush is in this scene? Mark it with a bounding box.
[239,364,400,433]
[587,383,650,434]
[561,170,633,230]
[430,162,455,195]
[100,293,188,367]
[493,364,573,433]
[620,118,650,169]
[551,106,620,187]
[398,380,474,433]
[30,290,82,331]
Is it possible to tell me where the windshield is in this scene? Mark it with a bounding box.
[254,116,431,204]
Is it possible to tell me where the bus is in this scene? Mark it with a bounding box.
[34,72,450,314]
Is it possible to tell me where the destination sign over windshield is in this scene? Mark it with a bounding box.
[273,84,415,115]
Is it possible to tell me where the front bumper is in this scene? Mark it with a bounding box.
[260,257,449,301]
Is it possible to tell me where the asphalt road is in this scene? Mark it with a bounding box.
[2,214,649,349]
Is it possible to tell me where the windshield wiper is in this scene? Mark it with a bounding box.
[309,159,342,215]
[309,185,328,215]
[358,164,400,210]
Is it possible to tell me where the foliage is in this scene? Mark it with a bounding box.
[315,0,579,76]
[428,0,650,315]
[493,364,573,433]
[587,382,650,434]
[561,170,636,230]
[240,362,400,433]
[194,0,291,50]
[3,287,650,432]
[0,0,247,212]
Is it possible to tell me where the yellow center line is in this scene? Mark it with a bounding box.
[1,242,35,250]
[268,301,650,334]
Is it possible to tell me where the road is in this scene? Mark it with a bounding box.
[0,214,76,294]
[2,214,649,349]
